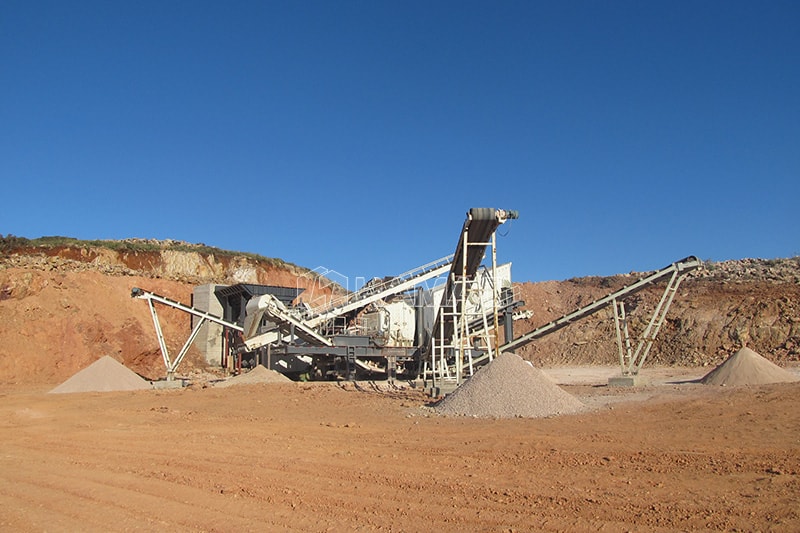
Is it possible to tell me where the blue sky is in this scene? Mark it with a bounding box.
[1,1,797,283]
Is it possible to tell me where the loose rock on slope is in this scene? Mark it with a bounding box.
[434,352,584,418]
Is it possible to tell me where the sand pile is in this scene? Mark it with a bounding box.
[214,365,293,388]
[49,356,153,394]
[701,347,799,386]
[434,353,584,418]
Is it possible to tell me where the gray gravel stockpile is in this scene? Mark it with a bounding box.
[214,365,293,387]
[49,355,153,394]
[434,352,585,418]
[701,347,799,386]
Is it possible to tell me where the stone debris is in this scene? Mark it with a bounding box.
[49,355,153,394]
[697,257,800,283]
[214,364,293,388]
[434,352,585,418]
[701,347,799,386]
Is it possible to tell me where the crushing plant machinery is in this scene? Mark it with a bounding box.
[235,208,520,382]
[133,207,702,384]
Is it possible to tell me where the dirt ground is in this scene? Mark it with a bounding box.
[2,248,799,531]
[2,368,798,532]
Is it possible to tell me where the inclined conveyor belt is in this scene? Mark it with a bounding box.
[244,294,333,348]
[430,208,518,350]
[499,256,703,354]
[304,255,453,329]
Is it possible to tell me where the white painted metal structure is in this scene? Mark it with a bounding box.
[132,207,699,383]
[304,255,454,329]
[240,255,454,351]
[131,288,243,380]
[243,294,333,350]
[428,208,518,387]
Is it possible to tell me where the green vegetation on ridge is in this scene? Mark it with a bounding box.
[0,234,298,270]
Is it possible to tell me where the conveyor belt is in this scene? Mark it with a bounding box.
[304,255,454,329]
[431,208,518,349]
[240,255,455,350]
[131,287,243,331]
[245,294,333,347]
[499,256,703,353]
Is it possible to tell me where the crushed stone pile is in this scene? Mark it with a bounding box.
[434,352,585,418]
[214,365,293,388]
[49,355,153,394]
[701,347,799,386]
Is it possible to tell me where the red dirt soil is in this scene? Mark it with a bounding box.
[1,246,799,531]
[1,380,798,531]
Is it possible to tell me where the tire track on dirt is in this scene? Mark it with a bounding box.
[0,456,300,531]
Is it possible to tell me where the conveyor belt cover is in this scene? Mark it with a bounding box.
[431,208,518,350]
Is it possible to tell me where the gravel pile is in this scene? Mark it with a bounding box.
[49,356,152,394]
[701,347,799,386]
[434,352,585,418]
[214,365,293,387]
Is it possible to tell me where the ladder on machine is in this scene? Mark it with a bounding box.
[428,208,518,387]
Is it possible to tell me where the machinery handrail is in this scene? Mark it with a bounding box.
[304,254,454,327]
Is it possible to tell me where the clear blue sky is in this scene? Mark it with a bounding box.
[2,1,797,283]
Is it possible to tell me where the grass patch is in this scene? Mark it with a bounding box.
[0,234,300,271]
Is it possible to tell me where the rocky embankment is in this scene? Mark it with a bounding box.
[0,238,319,286]
[699,257,800,283]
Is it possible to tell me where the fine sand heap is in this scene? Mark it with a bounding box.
[49,356,153,394]
[214,365,293,388]
[434,352,584,418]
[701,347,799,386]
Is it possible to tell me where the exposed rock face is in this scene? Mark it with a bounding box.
[1,242,317,286]
[698,257,800,283]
